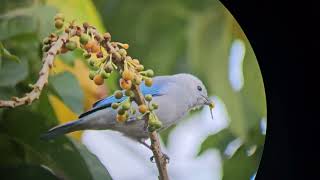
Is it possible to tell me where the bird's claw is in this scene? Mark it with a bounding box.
[149,153,170,164]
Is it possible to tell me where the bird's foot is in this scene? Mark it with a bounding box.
[150,153,170,164]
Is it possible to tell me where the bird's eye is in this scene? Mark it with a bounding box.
[197,85,202,91]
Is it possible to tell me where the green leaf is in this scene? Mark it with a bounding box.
[70,138,113,180]
[0,41,20,62]
[1,165,60,180]
[58,48,84,66]
[50,72,84,114]
[198,129,235,156]
[0,58,28,87]
[222,145,263,180]
[0,108,112,180]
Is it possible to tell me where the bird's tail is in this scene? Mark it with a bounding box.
[40,119,82,140]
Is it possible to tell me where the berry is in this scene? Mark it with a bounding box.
[80,34,90,45]
[103,32,111,41]
[92,44,100,53]
[55,19,64,29]
[145,94,152,101]
[117,108,126,115]
[136,65,144,72]
[125,90,134,97]
[152,103,158,110]
[111,103,119,109]
[104,63,114,73]
[132,59,140,65]
[114,90,123,99]
[116,114,127,123]
[100,70,110,79]
[138,104,148,114]
[146,69,154,77]
[122,69,134,81]
[122,102,131,110]
[93,74,104,85]
[122,43,129,49]
[120,78,132,90]
[65,41,77,51]
[118,49,127,57]
[145,78,153,87]
[89,71,96,80]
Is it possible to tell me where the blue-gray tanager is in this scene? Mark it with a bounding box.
[42,73,212,155]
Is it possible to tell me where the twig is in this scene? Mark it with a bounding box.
[0,32,72,108]
[97,33,169,179]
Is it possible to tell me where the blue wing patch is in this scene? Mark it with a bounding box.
[78,81,165,118]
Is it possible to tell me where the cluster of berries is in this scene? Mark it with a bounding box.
[43,14,162,130]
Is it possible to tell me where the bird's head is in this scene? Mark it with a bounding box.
[172,74,214,117]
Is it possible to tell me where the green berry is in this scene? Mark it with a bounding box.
[114,90,123,99]
[100,70,110,79]
[111,103,119,109]
[65,41,77,51]
[88,59,95,67]
[152,103,158,110]
[80,34,90,45]
[145,94,152,101]
[122,102,131,110]
[89,71,96,80]
[117,108,126,115]
[55,19,64,29]
[124,90,134,97]
[146,69,154,77]
[104,63,114,73]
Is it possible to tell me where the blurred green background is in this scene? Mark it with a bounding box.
[0,0,266,179]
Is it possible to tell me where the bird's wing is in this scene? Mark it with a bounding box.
[78,81,167,118]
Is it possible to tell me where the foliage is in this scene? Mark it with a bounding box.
[0,0,112,179]
[93,0,267,179]
[0,0,266,179]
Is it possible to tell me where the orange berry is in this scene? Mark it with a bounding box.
[138,104,148,114]
[92,44,100,53]
[93,74,104,85]
[122,69,134,81]
[122,43,129,49]
[84,40,95,51]
[116,114,127,123]
[120,78,132,90]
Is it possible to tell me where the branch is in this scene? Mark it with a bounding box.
[132,85,169,180]
[0,32,71,108]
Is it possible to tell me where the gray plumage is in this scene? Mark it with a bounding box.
[41,73,211,142]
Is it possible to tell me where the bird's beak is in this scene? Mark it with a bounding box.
[201,95,215,120]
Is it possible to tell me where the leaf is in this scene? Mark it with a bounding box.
[70,138,113,180]
[0,108,113,180]
[0,41,20,62]
[222,145,263,180]
[0,58,28,87]
[50,72,84,114]
[1,165,60,180]
[198,129,235,156]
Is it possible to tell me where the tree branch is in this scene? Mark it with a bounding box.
[0,32,71,108]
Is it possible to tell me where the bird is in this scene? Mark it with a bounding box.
[41,73,213,160]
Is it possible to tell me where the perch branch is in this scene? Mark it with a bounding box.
[0,32,72,108]
[95,32,169,179]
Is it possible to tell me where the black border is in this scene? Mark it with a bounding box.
[219,0,315,179]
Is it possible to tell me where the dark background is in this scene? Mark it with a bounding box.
[220,0,314,179]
